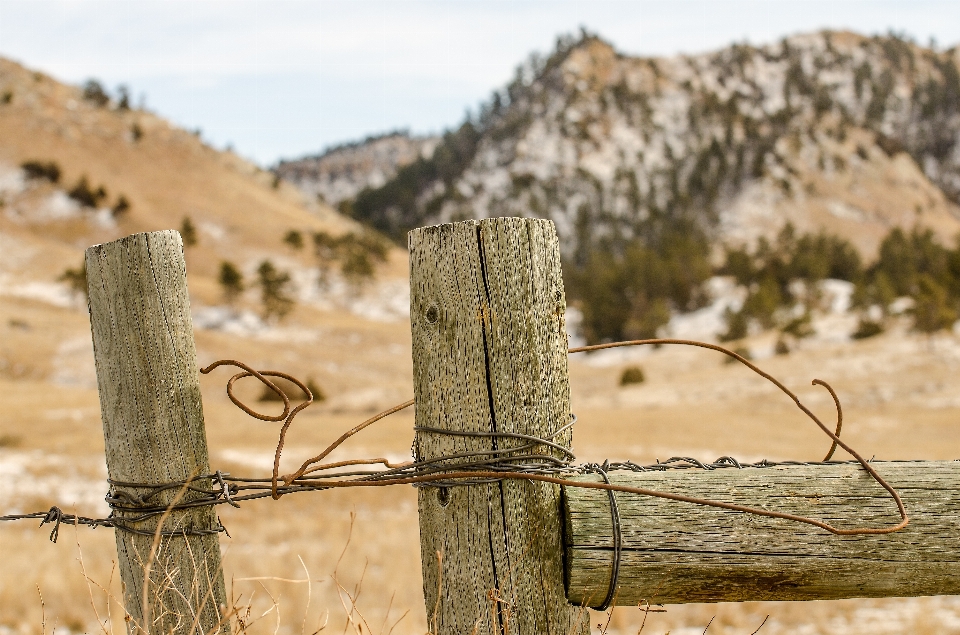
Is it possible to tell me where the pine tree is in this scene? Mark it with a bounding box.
[218,261,244,304]
[181,216,198,247]
[257,260,294,320]
[913,274,956,333]
[283,230,304,250]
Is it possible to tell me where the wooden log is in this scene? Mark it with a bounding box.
[563,461,960,606]
[409,219,588,635]
[86,231,227,634]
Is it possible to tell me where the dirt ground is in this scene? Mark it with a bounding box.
[2,294,959,635]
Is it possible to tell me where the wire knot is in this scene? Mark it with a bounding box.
[40,506,63,543]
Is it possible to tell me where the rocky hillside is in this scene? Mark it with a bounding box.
[275,131,438,207]
[345,30,960,259]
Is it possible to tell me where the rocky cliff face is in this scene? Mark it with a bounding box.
[275,132,438,206]
[346,31,960,258]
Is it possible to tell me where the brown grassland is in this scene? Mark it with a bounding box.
[1,57,959,635]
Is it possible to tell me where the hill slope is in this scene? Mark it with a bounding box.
[0,57,413,406]
[275,131,438,207]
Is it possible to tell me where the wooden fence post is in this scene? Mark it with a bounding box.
[86,231,227,634]
[409,218,588,635]
[564,461,960,605]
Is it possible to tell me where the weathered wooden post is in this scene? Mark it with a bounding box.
[564,461,960,605]
[86,231,227,634]
[409,218,588,635]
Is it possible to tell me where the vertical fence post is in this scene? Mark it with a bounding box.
[86,231,227,634]
[409,218,588,635]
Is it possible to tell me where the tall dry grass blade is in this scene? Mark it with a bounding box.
[256,581,282,635]
[377,591,395,635]
[177,530,232,635]
[749,616,770,634]
[140,471,197,635]
[37,585,46,635]
[298,555,312,635]
[383,609,408,635]
[309,609,330,635]
[429,550,442,635]
[566,603,591,635]
[106,562,117,634]
[633,600,666,635]
[333,559,373,635]
[73,516,110,635]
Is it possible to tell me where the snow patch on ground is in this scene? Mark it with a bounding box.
[192,306,320,342]
[298,271,410,322]
[0,275,80,308]
[0,450,108,515]
[667,277,746,341]
[0,164,26,197]
[193,265,410,340]
[38,191,82,220]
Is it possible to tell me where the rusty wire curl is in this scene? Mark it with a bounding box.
[2,338,911,541]
[568,338,907,534]
[200,359,314,499]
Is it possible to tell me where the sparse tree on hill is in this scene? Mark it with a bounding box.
[82,79,110,107]
[719,307,749,342]
[116,84,131,110]
[311,230,388,290]
[67,176,107,208]
[306,378,326,402]
[180,216,198,247]
[337,199,354,217]
[913,274,956,333]
[283,230,304,250]
[112,195,130,217]
[258,376,326,403]
[21,160,60,183]
[852,318,884,339]
[257,260,294,321]
[313,231,338,287]
[218,261,244,304]
[341,249,374,289]
[59,262,87,300]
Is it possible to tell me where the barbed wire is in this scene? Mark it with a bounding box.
[1,339,913,545]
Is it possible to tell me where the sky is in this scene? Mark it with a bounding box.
[1,1,959,166]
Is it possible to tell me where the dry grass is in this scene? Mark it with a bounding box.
[2,54,960,635]
[3,325,960,634]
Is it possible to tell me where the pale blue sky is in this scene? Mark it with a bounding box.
[1,0,958,166]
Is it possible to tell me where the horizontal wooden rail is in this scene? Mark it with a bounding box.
[563,461,960,606]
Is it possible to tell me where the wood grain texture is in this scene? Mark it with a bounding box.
[410,218,588,635]
[563,461,960,606]
[86,231,227,634]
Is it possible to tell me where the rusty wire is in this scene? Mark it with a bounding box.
[200,359,315,500]
[1,338,909,542]
[568,338,906,534]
